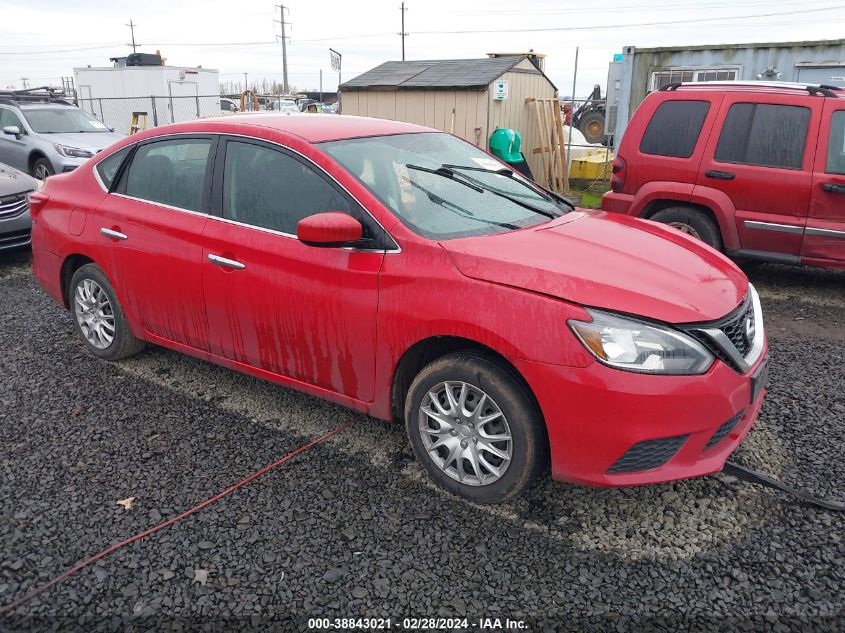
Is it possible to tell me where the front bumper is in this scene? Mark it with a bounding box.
[0,207,32,250]
[512,346,768,487]
[48,154,85,174]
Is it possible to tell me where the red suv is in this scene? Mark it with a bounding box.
[31,115,767,502]
[603,82,845,271]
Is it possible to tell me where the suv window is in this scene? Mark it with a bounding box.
[222,140,358,235]
[95,146,131,189]
[826,110,845,175]
[715,103,810,170]
[639,100,710,158]
[123,138,211,212]
[0,108,25,132]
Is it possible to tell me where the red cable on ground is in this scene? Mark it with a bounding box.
[0,420,355,616]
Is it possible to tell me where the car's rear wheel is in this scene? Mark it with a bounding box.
[32,157,54,181]
[404,352,547,503]
[650,205,723,251]
[69,264,145,360]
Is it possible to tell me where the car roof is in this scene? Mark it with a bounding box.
[180,113,434,142]
[663,80,844,98]
[17,102,76,109]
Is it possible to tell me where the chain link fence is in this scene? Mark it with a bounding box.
[77,95,227,135]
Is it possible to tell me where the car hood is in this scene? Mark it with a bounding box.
[0,162,36,195]
[440,210,748,324]
[41,131,126,153]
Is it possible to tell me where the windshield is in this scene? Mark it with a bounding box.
[23,107,111,133]
[321,132,568,240]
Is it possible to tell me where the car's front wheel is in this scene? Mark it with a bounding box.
[32,157,54,181]
[404,352,547,503]
[69,264,145,360]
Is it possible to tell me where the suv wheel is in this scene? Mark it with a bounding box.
[404,352,547,503]
[650,206,723,251]
[32,157,54,180]
[69,264,145,360]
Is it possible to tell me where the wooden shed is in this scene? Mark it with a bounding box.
[339,54,561,187]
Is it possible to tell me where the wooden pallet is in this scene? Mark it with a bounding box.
[525,97,569,194]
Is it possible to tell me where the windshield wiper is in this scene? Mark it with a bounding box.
[405,179,520,231]
[405,164,484,193]
[407,163,561,220]
[442,164,575,219]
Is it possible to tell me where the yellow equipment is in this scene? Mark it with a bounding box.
[129,112,148,135]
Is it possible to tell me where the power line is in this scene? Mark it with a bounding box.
[413,5,844,35]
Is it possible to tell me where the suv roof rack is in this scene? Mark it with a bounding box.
[0,86,75,106]
[659,80,840,98]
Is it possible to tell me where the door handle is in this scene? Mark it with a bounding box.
[100,227,128,240]
[822,182,845,194]
[705,170,736,181]
[208,253,246,270]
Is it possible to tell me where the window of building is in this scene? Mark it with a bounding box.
[639,100,710,158]
[650,67,739,91]
[715,103,810,170]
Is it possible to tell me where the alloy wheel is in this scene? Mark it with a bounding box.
[74,279,116,349]
[418,381,512,486]
[34,164,51,180]
[668,221,702,240]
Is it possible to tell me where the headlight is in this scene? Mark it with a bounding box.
[53,144,93,159]
[568,309,715,375]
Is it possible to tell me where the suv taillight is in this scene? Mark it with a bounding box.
[610,156,626,193]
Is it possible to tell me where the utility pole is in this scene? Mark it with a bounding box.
[126,19,138,54]
[20,77,29,90]
[399,3,408,61]
[319,69,323,105]
[274,5,290,95]
[243,72,248,92]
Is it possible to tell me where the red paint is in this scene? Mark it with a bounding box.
[603,83,845,269]
[32,114,768,487]
[296,212,362,244]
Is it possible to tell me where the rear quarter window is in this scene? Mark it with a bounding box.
[639,100,710,158]
[95,146,132,189]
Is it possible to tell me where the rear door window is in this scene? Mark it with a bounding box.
[639,100,710,158]
[826,110,845,175]
[715,103,810,170]
[121,138,212,212]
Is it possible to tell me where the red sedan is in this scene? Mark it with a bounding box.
[30,114,768,503]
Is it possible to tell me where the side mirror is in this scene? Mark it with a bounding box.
[3,125,21,139]
[297,212,362,247]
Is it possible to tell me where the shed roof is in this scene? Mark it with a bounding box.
[340,55,553,91]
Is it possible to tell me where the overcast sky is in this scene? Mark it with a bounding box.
[1,0,844,97]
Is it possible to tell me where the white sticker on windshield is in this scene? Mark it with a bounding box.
[471,156,506,171]
[90,120,108,129]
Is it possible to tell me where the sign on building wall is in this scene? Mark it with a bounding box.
[493,79,509,100]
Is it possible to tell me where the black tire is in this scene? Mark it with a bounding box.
[404,352,548,503]
[577,110,606,144]
[69,264,145,360]
[650,205,723,251]
[32,157,54,180]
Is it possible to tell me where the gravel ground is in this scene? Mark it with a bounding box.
[0,249,843,632]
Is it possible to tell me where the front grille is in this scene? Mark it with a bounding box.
[0,193,28,220]
[683,293,755,371]
[703,411,743,452]
[607,434,689,474]
[0,228,31,249]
